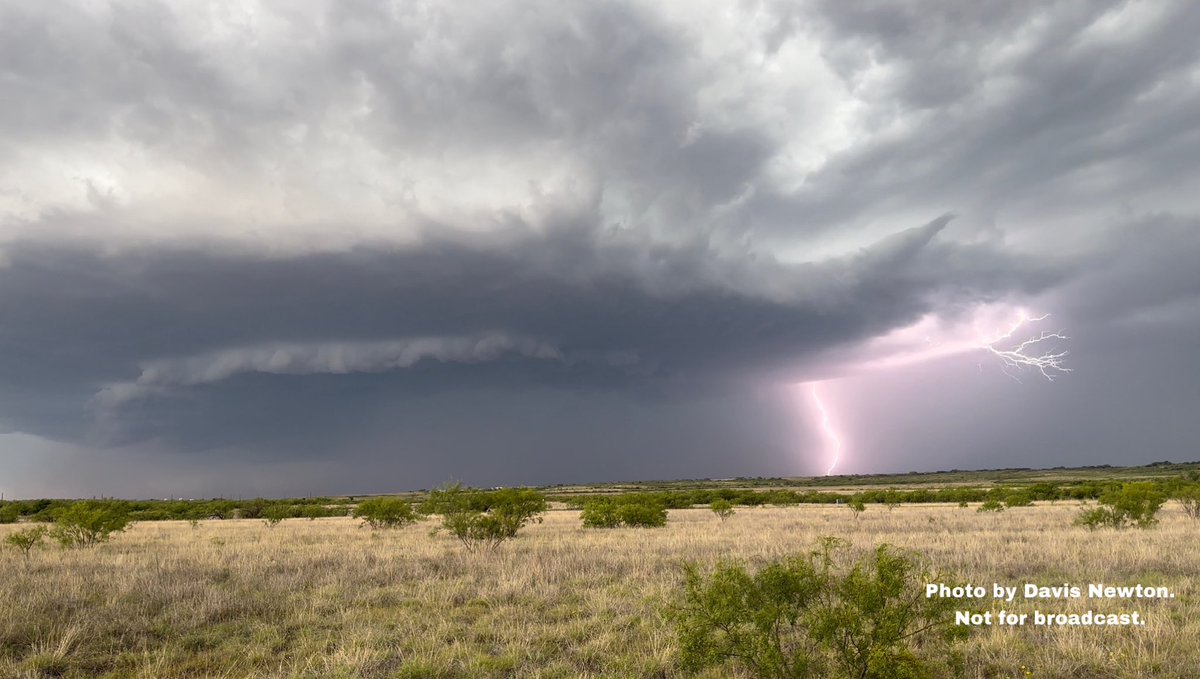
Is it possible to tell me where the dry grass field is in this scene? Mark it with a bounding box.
[2,503,1197,679]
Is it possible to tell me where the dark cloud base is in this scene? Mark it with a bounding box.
[1,0,1199,497]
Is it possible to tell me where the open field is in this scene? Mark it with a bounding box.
[3,502,1198,679]
[541,461,1200,497]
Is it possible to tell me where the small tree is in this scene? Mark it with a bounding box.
[487,487,548,538]
[847,498,866,520]
[1076,483,1165,529]
[1176,486,1200,520]
[881,491,901,512]
[422,483,546,552]
[51,501,132,548]
[977,499,1005,513]
[710,499,735,522]
[262,505,289,528]
[5,526,47,559]
[353,497,419,529]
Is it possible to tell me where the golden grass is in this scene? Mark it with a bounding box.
[2,503,1198,678]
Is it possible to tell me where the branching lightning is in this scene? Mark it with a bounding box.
[977,312,1072,382]
[808,383,843,476]
[799,306,1072,476]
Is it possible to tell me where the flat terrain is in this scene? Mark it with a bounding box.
[3,503,1197,678]
[541,461,1200,497]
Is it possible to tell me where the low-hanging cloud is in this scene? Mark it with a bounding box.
[0,212,1063,455]
[93,333,563,408]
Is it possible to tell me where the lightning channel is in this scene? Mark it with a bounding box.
[977,311,1072,381]
[809,382,843,476]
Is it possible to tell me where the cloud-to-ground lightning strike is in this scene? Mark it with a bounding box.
[808,383,843,476]
[977,312,1072,382]
[801,306,1072,475]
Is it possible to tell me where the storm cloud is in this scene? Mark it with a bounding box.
[1,0,1198,497]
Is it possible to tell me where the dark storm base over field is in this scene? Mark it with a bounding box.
[2,1,1199,499]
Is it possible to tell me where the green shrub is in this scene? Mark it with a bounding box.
[847,498,865,518]
[710,499,735,522]
[618,500,667,527]
[977,499,1005,513]
[0,504,20,524]
[674,538,966,679]
[422,483,546,552]
[580,497,667,528]
[5,526,48,559]
[1075,483,1165,529]
[1004,492,1033,508]
[238,498,269,520]
[51,501,133,548]
[580,500,622,528]
[353,497,419,529]
[1027,483,1061,501]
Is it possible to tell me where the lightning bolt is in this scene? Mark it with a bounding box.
[978,312,1071,381]
[796,306,1070,477]
[808,382,843,476]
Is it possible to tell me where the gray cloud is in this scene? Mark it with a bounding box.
[0,214,1064,457]
[742,1,1200,245]
[92,333,563,407]
[0,0,1198,496]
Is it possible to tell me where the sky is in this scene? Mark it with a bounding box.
[1,0,1199,499]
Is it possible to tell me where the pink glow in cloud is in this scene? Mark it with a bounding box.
[841,302,1070,377]
[798,301,1071,475]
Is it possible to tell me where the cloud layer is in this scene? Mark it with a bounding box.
[1,0,1198,497]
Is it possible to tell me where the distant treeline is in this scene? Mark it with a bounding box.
[558,478,1200,510]
[0,497,355,524]
[4,476,1199,523]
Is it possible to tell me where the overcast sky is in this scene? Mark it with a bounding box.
[2,0,1199,499]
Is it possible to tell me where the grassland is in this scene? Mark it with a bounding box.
[3,500,1198,679]
[541,461,1200,497]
